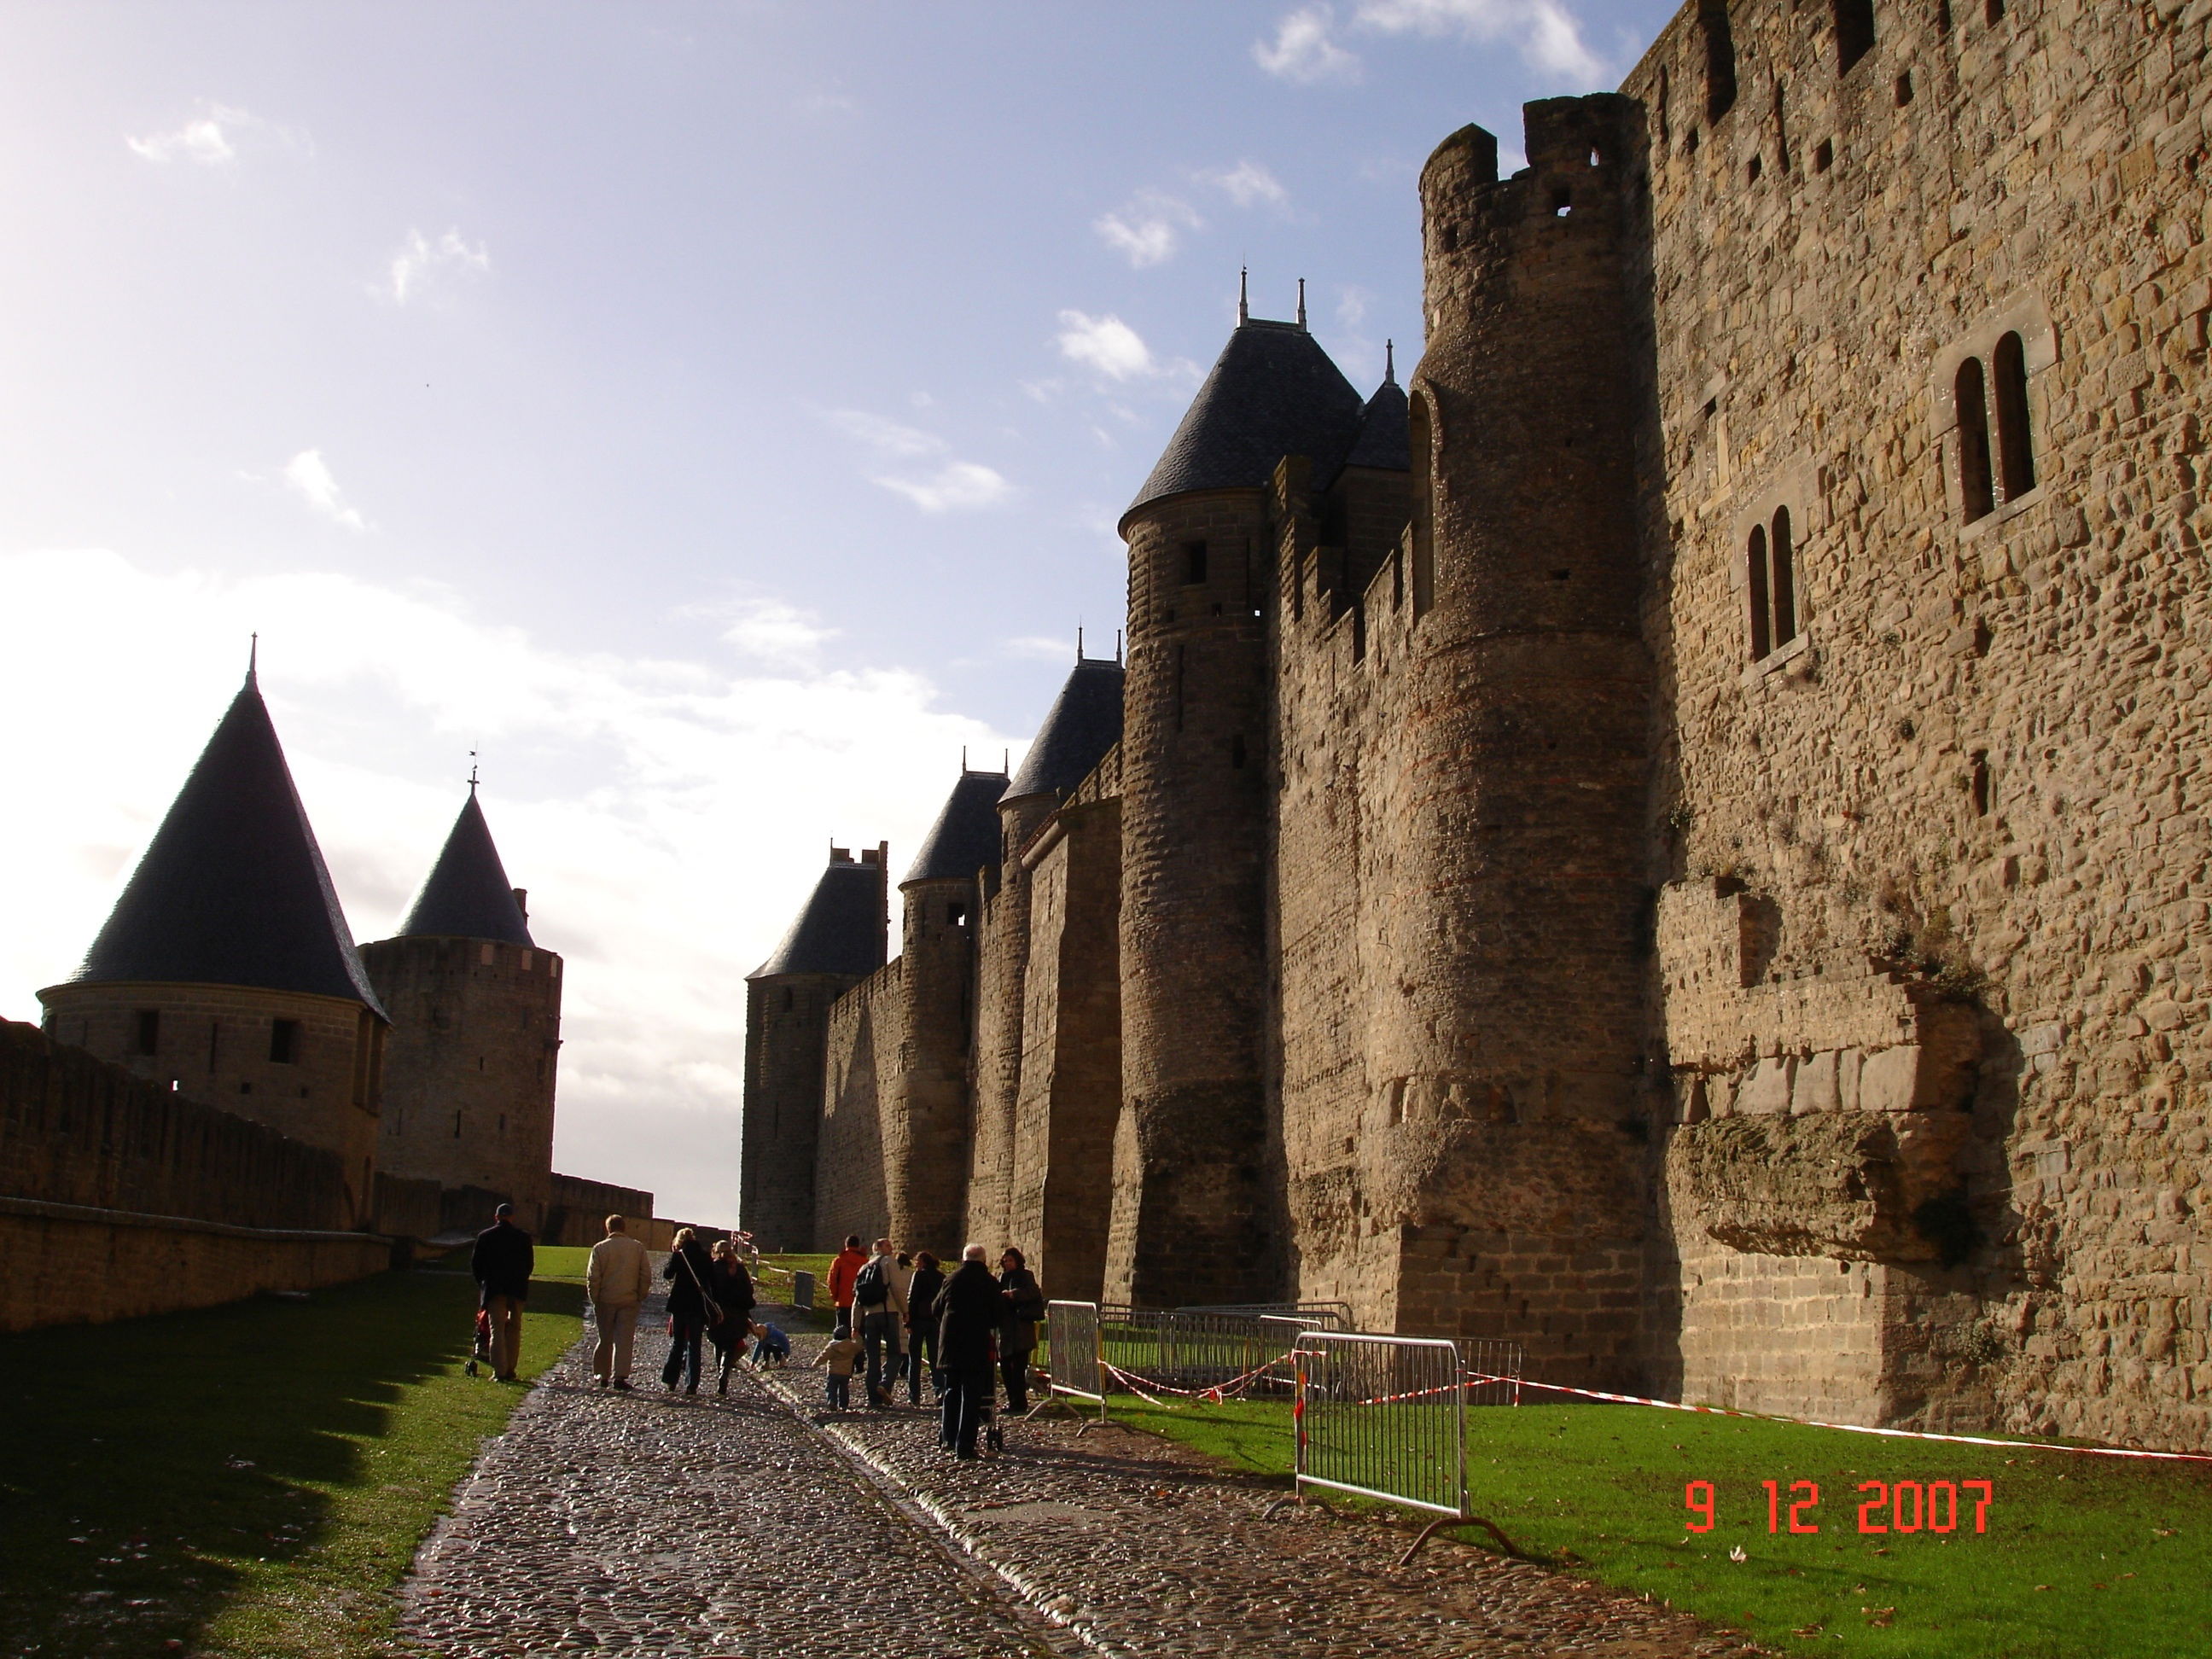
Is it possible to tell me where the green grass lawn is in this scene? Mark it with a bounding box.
[1107,1395,2212,1657]
[0,1262,581,1658]
[533,1243,591,1281]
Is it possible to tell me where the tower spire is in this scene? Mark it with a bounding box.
[1386,339,1397,384]
[469,750,480,795]
[1296,278,1307,331]
[1077,625,1085,661]
[247,632,259,684]
[1237,266,1249,326]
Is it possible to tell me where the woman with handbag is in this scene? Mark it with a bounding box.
[705,1237,757,1394]
[661,1227,719,1394]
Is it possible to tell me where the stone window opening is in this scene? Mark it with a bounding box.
[1441,222,1459,253]
[1994,331,2036,501]
[1656,65,1672,148]
[1231,733,1248,770]
[1772,80,1792,172]
[1737,481,1808,677]
[1746,154,1762,185]
[135,1010,160,1056]
[1895,71,1914,106]
[1984,0,2003,20]
[1699,0,1738,122]
[1182,541,1208,585]
[1970,752,1992,817]
[1814,138,1835,172]
[1955,356,1996,522]
[454,1110,463,1139]
[782,986,795,1011]
[1553,187,1574,216]
[1936,0,1953,32]
[947,900,968,927]
[498,1113,507,1137]
[1835,0,1877,73]
[269,1018,299,1064]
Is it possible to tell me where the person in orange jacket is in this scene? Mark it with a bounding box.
[826,1234,869,1320]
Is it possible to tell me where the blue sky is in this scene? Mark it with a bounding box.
[0,0,1678,1219]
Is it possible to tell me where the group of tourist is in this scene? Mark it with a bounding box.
[816,1234,1045,1458]
[474,1209,1045,1457]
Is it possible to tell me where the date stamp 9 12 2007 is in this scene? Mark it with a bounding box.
[1685,1480,1994,1535]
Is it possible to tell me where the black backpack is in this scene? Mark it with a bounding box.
[854,1257,890,1309]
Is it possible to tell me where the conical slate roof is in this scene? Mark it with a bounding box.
[1123,319,1367,529]
[393,793,534,946]
[62,672,387,1017]
[1007,658,1125,802]
[905,771,1009,885]
[1336,374,1410,475]
[748,857,887,980]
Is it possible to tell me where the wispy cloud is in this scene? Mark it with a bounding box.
[1259,0,1604,87]
[126,102,306,166]
[1055,311,1159,381]
[1199,160,1291,212]
[690,594,841,669]
[1004,634,1078,662]
[1093,190,1202,269]
[876,462,1015,514]
[381,228,492,306]
[1254,5,1362,83]
[822,409,1015,514]
[282,451,368,533]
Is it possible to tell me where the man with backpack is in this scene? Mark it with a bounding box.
[852,1237,906,1407]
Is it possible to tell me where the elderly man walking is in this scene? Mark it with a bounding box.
[586,1214,653,1390]
[936,1243,1002,1459]
[470,1202,534,1383]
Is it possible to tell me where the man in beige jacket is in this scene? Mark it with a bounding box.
[586,1214,654,1389]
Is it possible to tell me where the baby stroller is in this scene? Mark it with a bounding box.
[465,1306,492,1377]
[979,1333,1005,1455]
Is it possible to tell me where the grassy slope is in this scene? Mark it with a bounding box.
[1109,1397,2212,1658]
[0,1265,581,1658]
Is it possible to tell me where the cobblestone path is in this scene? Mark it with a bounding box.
[397,1311,1073,1658]
[401,1311,1771,1658]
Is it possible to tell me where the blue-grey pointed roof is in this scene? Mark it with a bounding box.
[393,794,533,946]
[1336,375,1410,474]
[62,673,388,1018]
[748,857,887,979]
[905,771,1008,885]
[1007,658,1124,802]
[1123,319,1367,528]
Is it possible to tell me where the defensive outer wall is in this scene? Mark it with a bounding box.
[741,0,2212,1449]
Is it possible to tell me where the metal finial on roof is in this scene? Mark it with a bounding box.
[1238,267,1249,326]
[1297,278,1307,331]
[1115,628,1124,663]
[468,750,480,795]
[1385,339,1396,384]
[1077,625,1085,661]
[247,632,259,684]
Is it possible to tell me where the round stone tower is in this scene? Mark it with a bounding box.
[1108,302,1366,1307]
[358,789,562,1231]
[1374,96,1655,1382]
[38,667,389,1229]
[890,765,1006,1251]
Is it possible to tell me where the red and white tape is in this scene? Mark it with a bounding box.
[1460,1371,2212,1464]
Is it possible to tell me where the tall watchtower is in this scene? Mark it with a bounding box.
[359,789,562,1230]
[1381,96,1656,1382]
[38,667,390,1229]
[739,845,888,1250]
[1108,297,1366,1306]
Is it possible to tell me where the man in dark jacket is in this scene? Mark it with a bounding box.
[470,1202,534,1383]
[934,1243,1002,1458]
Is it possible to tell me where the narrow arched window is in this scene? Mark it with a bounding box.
[1409,391,1435,616]
[1770,507,1797,649]
[1700,0,1738,120]
[1747,523,1772,659]
[1836,0,1876,73]
[1956,356,1994,523]
[1993,331,2035,501]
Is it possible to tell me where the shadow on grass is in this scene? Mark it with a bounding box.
[0,1264,578,1658]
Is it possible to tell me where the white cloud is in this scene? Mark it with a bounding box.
[0,547,1023,1220]
[1004,634,1077,662]
[820,408,1015,513]
[282,450,368,533]
[126,101,310,166]
[1093,191,1202,269]
[381,228,492,306]
[1254,5,1362,83]
[874,461,1015,514]
[1055,311,1156,381]
[1201,160,1291,212]
[1337,285,1372,327]
[1353,0,1604,84]
[696,595,840,669]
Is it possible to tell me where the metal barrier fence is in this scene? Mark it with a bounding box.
[1457,1338,1525,1407]
[1099,1307,1331,1400]
[1289,1330,1519,1562]
[1179,1301,1355,1331]
[1041,1300,1108,1423]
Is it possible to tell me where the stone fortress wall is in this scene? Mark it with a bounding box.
[741,0,2212,1447]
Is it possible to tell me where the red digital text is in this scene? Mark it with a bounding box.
[1683,1479,1994,1534]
